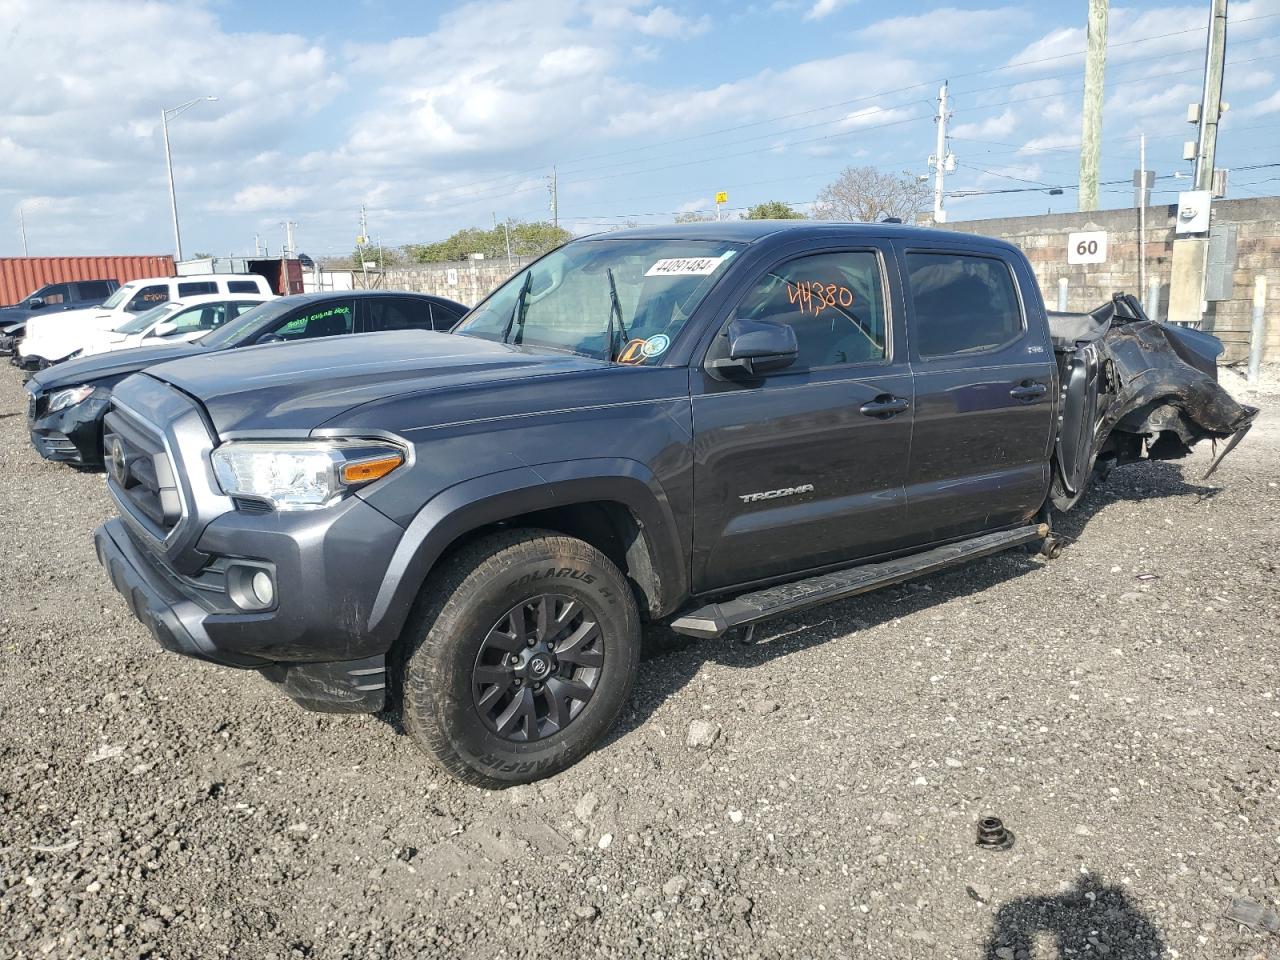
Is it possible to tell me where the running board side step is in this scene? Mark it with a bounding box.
[670,524,1048,640]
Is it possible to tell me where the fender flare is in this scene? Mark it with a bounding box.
[366,457,688,642]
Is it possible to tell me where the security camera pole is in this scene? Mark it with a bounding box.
[161,96,218,263]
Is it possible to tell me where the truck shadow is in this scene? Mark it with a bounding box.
[610,459,1222,744]
[982,872,1166,959]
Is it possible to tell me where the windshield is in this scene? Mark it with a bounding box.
[197,299,293,349]
[115,301,180,334]
[99,284,136,310]
[455,239,742,362]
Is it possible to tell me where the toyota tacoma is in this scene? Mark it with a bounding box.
[92,222,1256,786]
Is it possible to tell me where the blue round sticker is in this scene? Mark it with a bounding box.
[640,334,670,358]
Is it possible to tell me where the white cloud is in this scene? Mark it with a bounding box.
[232,185,306,213]
[803,0,853,21]
[858,7,1029,50]
[591,3,710,37]
[952,109,1018,140]
[1240,88,1280,116]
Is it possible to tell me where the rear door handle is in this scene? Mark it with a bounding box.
[1010,381,1048,401]
[859,395,910,418]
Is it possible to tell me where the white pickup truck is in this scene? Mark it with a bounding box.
[79,293,274,357]
[17,273,273,368]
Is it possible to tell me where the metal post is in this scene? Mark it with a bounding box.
[1138,133,1146,305]
[162,108,183,262]
[1079,0,1109,211]
[1146,274,1161,322]
[1058,277,1069,312]
[1195,0,1229,192]
[933,82,950,224]
[550,166,558,229]
[1248,276,1268,385]
[19,205,28,256]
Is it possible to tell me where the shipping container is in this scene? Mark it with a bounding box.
[0,256,176,306]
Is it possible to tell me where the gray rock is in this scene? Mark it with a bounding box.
[686,720,722,750]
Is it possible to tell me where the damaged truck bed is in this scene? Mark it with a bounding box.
[1049,293,1258,511]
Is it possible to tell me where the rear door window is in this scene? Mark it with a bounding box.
[732,251,888,369]
[127,285,171,312]
[178,281,218,297]
[366,297,434,332]
[270,300,356,341]
[229,300,264,319]
[904,253,1023,357]
[74,280,114,300]
[227,279,263,294]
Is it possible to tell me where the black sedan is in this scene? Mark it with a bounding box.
[25,290,469,467]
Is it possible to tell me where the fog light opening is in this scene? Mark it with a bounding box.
[251,570,274,607]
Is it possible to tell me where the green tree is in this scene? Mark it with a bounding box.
[406,221,571,263]
[743,201,806,220]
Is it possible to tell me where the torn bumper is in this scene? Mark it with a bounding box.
[93,517,388,714]
[27,392,109,465]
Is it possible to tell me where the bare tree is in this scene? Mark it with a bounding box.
[812,166,929,223]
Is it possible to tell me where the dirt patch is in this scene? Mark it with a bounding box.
[1,363,1277,959]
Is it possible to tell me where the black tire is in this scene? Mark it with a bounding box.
[400,529,640,787]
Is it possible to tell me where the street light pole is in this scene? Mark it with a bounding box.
[161,96,217,263]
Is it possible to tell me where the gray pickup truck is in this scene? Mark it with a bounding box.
[92,222,1255,786]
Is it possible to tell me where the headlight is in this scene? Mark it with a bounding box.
[210,439,406,511]
[47,385,95,413]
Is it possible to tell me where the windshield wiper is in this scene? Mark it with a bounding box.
[603,267,628,361]
[502,271,533,344]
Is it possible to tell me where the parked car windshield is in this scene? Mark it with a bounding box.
[454,239,742,363]
[196,299,293,349]
[114,302,180,335]
[98,284,137,310]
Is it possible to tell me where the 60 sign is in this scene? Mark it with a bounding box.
[1067,231,1108,265]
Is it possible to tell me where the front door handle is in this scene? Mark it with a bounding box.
[859,395,910,418]
[1009,381,1048,401]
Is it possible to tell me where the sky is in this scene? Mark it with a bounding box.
[2,0,1278,260]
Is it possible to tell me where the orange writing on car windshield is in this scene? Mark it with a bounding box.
[786,280,854,317]
[616,338,648,364]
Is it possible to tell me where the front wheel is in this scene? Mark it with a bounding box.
[400,530,640,787]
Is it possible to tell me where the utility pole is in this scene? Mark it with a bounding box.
[1079,0,1109,211]
[160,96,218,263]
[549,166,559,229]
[1137,133,1148,308]
[357,204,370,289]
[281,221,297,259]
[253,233,262,257]
[929,82,954,223]
[1194,0,1229,191]
[19,205,28,256]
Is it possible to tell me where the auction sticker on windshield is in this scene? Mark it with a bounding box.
[645,255,729,277]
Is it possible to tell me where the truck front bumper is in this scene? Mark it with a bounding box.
[94,517,389,713]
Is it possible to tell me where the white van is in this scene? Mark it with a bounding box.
[18,273,274,367]
[79,293,274,357]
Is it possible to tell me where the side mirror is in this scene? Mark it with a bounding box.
[256,333,285,345]
[710,318,798,378]
[28,297,45,310]
[150,321,178,338]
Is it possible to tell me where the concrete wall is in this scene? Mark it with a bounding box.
[381,257,535,309]
[939,197,1279,363]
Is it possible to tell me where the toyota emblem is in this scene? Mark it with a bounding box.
[107,437,128,484]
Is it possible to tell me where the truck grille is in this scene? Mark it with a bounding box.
[103,407,184,538]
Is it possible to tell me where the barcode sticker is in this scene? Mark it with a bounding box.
[645,255,728,277]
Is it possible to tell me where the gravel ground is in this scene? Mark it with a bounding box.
[1,361,1278,960]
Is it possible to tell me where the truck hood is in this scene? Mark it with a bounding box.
[144,331,613,434]
[29,341,206,392]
